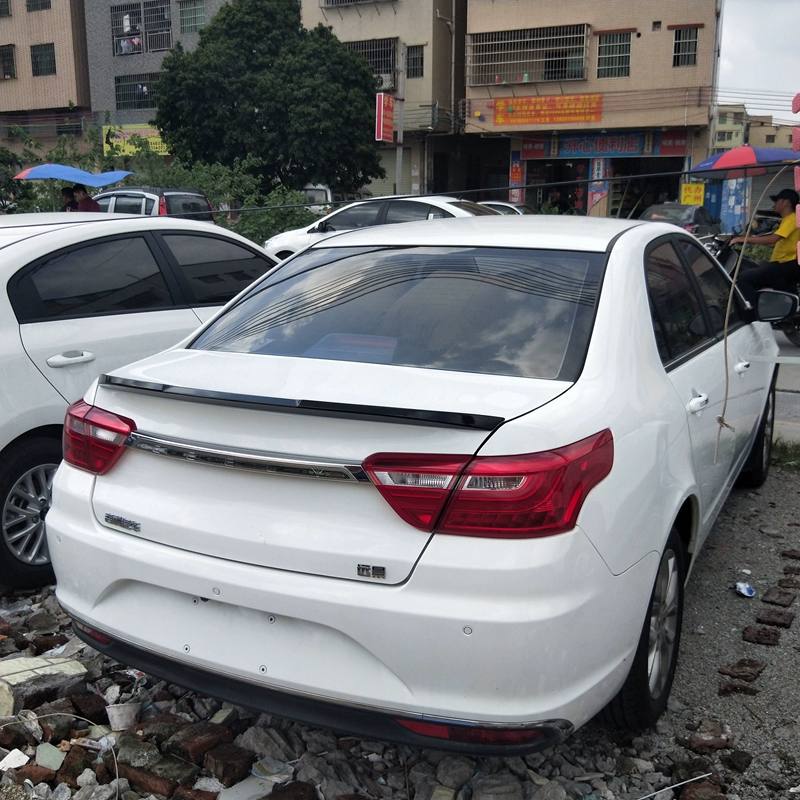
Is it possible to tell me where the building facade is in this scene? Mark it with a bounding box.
[711,104,746,154]
[301,0,467,196]
[83,0,226,152]
[463,0,722,215]
[0,0,90,153]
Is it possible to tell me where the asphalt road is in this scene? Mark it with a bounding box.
[774,331,800,443]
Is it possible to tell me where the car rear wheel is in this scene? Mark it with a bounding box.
[0,437,61,588]
[601,526,685,730]
[737,381,775,488]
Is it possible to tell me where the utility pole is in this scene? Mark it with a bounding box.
[395,43,406,195]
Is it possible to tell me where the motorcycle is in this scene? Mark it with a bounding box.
[705,233,800,347]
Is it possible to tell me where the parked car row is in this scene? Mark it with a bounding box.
[2,204,791,757]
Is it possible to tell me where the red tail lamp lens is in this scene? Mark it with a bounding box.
[63,400,136,475]
[73,620,112,645]
[396,718,546,746]
[158,196,168,215]
[364,430,613,538]
[362,453,471,531]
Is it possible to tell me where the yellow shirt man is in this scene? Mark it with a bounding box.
[771,212,800,263]
[731,188,799,264]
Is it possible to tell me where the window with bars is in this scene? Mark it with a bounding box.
[26,0,50,9]
[31,43,56,75]
[110,0,171,55]
[344,38,397,85]
[466,25,588,86]
[406,44,423,78]
[179,0,204,33]
[321,0,389,6]
[0,0,10,17]
[766,134,776,143]
[672,27,697,67]
[597,32,630,78]
[115,72,161,109]
[0,45,16,79]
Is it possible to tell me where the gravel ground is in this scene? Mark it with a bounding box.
[0,470,798,800]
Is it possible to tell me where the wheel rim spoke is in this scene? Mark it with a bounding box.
[2,462,58,566]
[647,549,679,697]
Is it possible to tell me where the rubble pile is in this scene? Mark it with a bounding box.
[0,588,793,800]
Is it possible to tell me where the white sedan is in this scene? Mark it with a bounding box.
[49,216,792,754]
[0,213,276,588]
[263,195,498,260]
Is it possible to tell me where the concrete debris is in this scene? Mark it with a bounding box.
[761,587,797,607]
[717,658,766,682]
[742,625,782,645]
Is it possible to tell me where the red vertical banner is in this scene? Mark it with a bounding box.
[375,93,395,142]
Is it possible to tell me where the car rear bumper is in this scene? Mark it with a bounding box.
[49,463,659,751]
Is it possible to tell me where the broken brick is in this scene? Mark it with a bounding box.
[31,635,70,656]
[203,744,254,788]
[720,750,753,774]
[784,564,800,575]
[134,713,191,745]
[112,761,179,797]
[69,693,109,725]
[270,783,319,800]
[680,781,726,800]
[779,577,800,589]
[743,625,781,645]
[14,765,56,785]
[32,697,76,744]
[164,722,233,765]
[761,587,797,607]
[56,746,95,789]
[717,658,766,682]
[174,789,220,800]
[718,680,759,696]
[0,617,11,637]
[781,548,800,560]
[756,608,795,628]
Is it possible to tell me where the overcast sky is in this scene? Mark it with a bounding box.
[719,0,800,120]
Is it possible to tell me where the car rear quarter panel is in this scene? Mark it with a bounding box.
[476,226,697,576]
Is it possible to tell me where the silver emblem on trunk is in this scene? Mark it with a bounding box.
[104,514,141,533]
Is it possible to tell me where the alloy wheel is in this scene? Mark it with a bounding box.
[646,547,680,699]
[2,463,59,565]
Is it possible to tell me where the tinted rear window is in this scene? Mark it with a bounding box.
[449,200,500,216]
[165,194,213,221]
[191,246,604,381]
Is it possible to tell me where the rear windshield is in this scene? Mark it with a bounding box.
[641,205,693,223]
[448,200,501,216]
[165,194,214,222]
[191,246,605,381]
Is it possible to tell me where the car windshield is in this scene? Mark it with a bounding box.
[191,245,605,381]
[641,205,694,223]
[305,189,328,204]
[166,194,214,222]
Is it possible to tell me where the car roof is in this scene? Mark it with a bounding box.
[94,187,206,196]
[309,214,648,252]
[0,212,245,251]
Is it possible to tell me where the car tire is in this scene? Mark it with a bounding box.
[737,380,775,489]
[601,526,685,730]
[0,437,61,588]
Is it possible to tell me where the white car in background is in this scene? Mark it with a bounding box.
[0,213,276,588]
[263,195,499,260]
[49,215,791,754]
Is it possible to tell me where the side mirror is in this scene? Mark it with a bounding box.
[756,290,798,322]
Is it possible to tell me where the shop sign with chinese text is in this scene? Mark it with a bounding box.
[522,130,688,160]
[493,95,602,126]
[103,126,169,156]
[375,93,395,142]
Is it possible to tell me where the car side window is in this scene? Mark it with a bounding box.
[428,207,454,219]
[679,240,743,334]
[646,241,712,365]
[160,234,276,305]
[145,198,155,214]
[113,196,145,215]
[11,237,173,322]
[385,201,431,224]
[325,204,381,231]
[96,197,111,212]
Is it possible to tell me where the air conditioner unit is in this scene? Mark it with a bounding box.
[377,73,394,91]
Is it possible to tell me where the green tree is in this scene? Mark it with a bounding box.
[154,0,384,192]
[0,146,36,213]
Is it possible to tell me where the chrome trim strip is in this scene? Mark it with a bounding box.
[125,432,370,483]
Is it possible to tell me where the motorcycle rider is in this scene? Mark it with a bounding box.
[731,188,799,305]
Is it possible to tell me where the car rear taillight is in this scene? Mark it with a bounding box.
[158,196,168,215]
[364,430,613,538]
[362,453,472,531]
[683,224,698,233]
[63,401,136,475]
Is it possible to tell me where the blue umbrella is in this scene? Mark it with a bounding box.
[691,145,799,180]
[13,163,133,186]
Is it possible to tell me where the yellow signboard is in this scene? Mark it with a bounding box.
[493,94,603,126]
[103,125,169,156]
[680,183,705,206]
